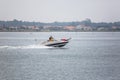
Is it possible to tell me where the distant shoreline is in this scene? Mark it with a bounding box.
[0,30,120,32]
[0,19,120,32]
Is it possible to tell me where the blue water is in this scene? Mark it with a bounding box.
[0,32,120,80]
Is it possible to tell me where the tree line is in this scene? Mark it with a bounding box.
[0,19,120,31]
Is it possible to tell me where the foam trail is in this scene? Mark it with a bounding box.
[0,44,52,49]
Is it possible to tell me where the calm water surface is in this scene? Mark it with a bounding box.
[0,32,120,80]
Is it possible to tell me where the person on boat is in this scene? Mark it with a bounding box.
[48,36,54,41]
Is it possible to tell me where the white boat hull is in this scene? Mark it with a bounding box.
[41,38,71,47]
[44,41,68,47]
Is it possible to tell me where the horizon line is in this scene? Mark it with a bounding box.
[0,19,120,23]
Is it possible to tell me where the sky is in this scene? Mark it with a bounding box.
[0,0,120,22]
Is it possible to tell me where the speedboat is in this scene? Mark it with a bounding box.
[41,38,71,47]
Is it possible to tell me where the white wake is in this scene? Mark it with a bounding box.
[0,44,52,49]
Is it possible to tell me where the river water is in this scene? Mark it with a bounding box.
[0,32,120,80]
